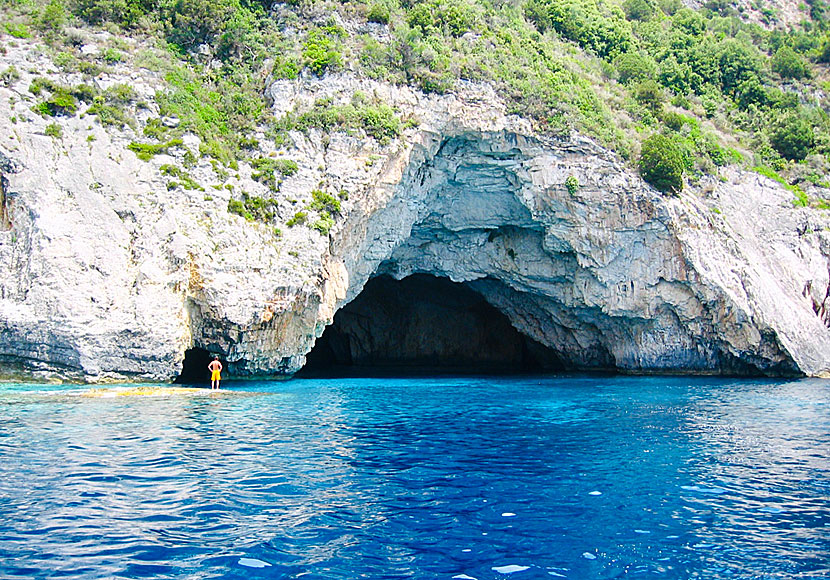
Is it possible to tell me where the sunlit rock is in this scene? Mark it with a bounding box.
[1,61,829,381]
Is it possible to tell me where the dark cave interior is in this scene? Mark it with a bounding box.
[175,347,227,384]
[300,274,564,376]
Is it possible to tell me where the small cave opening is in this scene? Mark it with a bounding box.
[300,274,565,376]
[175,347,226,385]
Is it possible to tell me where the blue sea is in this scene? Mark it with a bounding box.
[0,376,828,579]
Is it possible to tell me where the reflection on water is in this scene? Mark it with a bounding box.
[0,376,828,579]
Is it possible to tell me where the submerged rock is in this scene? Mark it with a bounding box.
[1,55,829,381]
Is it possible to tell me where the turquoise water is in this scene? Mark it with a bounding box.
[0,376,828,579]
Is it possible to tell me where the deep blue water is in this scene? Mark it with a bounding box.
[0,376,828,579]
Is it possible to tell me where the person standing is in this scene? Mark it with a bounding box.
[208,356,223,390]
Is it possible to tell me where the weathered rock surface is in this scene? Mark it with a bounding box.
[2,40,830,381]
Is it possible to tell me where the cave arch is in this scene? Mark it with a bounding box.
[301,274,565,376]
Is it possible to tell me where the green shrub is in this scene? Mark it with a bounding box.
[227,199,252,220]
[312,211,335,234]
[74,0,151,27]
[356,104,400,142]
[87,96,133,128]
[623,0,655,20]
[716,39,763,96]
[735,76,767,109]
[294,97,401,143]
[525,0,634,60]
[54,52,78,72]
[228,193,278,221]
[216,7,268,63]
[702,134,731,166]
[200,139,235,166]
[638,134,685,193]
[250,157,298,190]
[792,187,809,207]
[771,46,808,80]
[127,138,184,161]
[73,84,100,103]
[43,89,78,116]
[819,36,830,64]
[661,111,693,132]
[565,175,579,195]
[367,3,391,24]
[102,48,124,64]
[657,56,692,96]
[633,79,664,113]
[286,211,308,226]
[160,164,202,190]
[303,26,344,76]
[309,189,341,214]
[44,123,63,139]
[165,0,238,49]
[765,87,799,111]
[0,66,20,87]
[658,0,682,15]
[143,118,169,140]
[407,4,436,34]
[37,0,67,34]
[274,159,299,176]
[769,114,815,161]
[5,23,32,38]
[32,102,50,117]
[615,52,656,84]
[671,8,705,35]
[78,61,105,76]
[272,57,300,80]
[104,83,137,105]
[435,0,477,37]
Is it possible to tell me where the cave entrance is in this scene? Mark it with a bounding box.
[300,274,564,376]
[175,347,225,384]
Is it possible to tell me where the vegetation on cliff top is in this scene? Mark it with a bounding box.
[1,0,829,199]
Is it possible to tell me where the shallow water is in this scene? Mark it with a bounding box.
[0,376,828,579]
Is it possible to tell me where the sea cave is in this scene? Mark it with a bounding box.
[300,274,565,376]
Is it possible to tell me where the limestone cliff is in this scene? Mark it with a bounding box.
[1,38,830,381]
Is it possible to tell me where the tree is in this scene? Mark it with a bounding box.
[623,0,654,21]
[166,0,238,49]
[74,0,157,27]
[639,134,685,193]
[716,38,762,96]
[735,76,767,109]
[769,114,815,161]
[616,51,657,84]
[819,36,830,64]
[633,79,664,113]
[771,46,808,80]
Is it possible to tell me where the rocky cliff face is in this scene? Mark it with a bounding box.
[2,38,830,381]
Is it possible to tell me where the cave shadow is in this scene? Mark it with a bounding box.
[299,274,566,378]
[175,347,228,385]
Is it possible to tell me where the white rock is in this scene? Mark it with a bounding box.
[0,43,829,381]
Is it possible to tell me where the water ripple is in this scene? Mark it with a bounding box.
[0,376,828,579]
